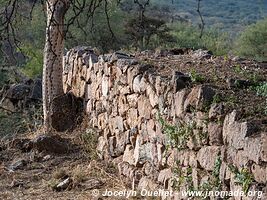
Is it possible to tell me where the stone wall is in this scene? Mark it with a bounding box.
[63,47,267,199]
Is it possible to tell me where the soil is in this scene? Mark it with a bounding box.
[0,126,135,200]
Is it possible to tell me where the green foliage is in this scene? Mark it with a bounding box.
[255,82,267,97]
[172,162,194,191]
[169,22,231,55]
[0,111,28,137]
[229,165,254,194]
[158,113,195,149]
[255,82,267,115]
[20,44,43,78]
[124,16,173,50]
[233,65,261,84]
[0,70,9,87]
[189,69,205,83]
[212,94,222,104]
[234,18,267,61]
[200,156,222,193]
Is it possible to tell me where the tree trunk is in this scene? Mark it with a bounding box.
[43,0,70,132]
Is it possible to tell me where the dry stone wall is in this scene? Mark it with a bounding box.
[63,47,267,199]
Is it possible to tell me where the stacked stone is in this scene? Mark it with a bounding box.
[63,47,267,199]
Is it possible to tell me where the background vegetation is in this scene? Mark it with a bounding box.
[0,0,266,79]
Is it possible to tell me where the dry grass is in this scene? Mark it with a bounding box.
[0,123,132,200]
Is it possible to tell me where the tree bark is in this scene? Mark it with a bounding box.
[43,0,70,132]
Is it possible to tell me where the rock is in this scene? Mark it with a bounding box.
[260,133,267,162]
[51,93,82,132]
[127,94,139,108]
[83,179,103,189]
[173,89,188,117]
[197,146,221,171]
[184,85,215,111]
[192,49,212,60]
[134,136,154,166]
[133,75,142,93]
[6,83,31,100]
[108,136,117,157]
[158,168,172,188]
[138,176,158,190]
[8,159,27,171]
[176,150,198,168]
[42,155,52,161]
[208,122,223,145]
[209,103,224,120]
[146,84,159,108]
[251,164,266,184]
[244,137,261,164]
[223,110,254,150]
[123,145,135,165]
[29,78,42,100]
[54,177,72,191]
[96,136,106,159]
[234,150,249,168]
[172,71,190,92]
[32,135,69,154]
[137,96,152,119]
[110,52,130,63]
[101,75,109,96]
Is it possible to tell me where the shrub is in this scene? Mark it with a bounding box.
[169,22,231,55]
[234,18,267,61]
[20,44,43,78]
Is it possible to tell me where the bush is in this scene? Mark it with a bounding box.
[169,22,231,55]
[20,44,43,78]
[234,18,267,61]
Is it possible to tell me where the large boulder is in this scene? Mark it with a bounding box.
[32,134,70,154]
[184,85,216,111]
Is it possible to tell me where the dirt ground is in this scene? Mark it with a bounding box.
[137,50,267,125]
[0,126,137,200]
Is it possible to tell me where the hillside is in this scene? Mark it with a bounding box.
[151,0,267,34]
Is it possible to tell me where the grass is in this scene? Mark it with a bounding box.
[190,69,205,83]
[200,156,222,193]
[229,165,254,194]
[172,161,194,192]
[0,111,28,137]
[52,168,67,179]
[72,165,87,186]
[254,82,267,115]
[233,65,261,84]
[255,82,267,97]
[79,128,99,160]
